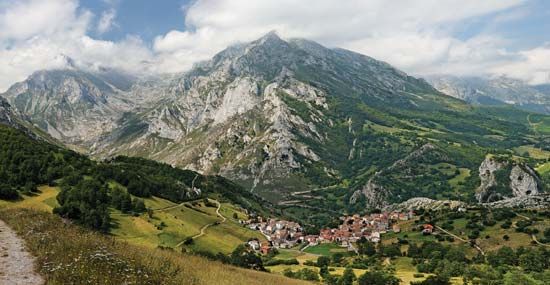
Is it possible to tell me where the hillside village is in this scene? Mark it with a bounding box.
[244,210,415,254]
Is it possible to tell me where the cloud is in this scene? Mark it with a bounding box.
[1,0,549,92]
[491,45,550,84]
[97,8,117,34]
[153,0,538,80]
[0,0,154,91]
[0,0,88,42]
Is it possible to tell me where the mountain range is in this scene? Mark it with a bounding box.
[426,75,550,114]
[1,32,549,225]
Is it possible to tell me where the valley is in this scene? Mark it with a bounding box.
[0,32,549,284]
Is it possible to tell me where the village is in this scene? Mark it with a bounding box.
[243,210,416,254]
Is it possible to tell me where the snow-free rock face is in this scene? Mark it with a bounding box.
[509,165,541,197]
[0,97,15,127]
[1,69,136,144]
[476,157,508,202]
[383,197,467,212]
[476,156,541,203]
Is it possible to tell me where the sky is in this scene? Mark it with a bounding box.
[1,0,550,91]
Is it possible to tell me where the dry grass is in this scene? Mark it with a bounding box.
[0,208,312,285]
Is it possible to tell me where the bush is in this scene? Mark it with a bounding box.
[264,258,299,266]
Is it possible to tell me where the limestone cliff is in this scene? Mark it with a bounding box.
[476,156,541,203]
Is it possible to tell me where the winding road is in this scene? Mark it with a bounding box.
[0,219,44,285]
[176,199,225,247]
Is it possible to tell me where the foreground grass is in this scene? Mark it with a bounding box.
[0,208,312,285]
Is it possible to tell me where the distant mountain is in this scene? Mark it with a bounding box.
[1,32,548,224]
[0,68,171,145]
[534,84,550,96]
[426,75,550,114]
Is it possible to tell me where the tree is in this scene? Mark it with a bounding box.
[299,268,319,281]
[230,245,264,271]
[358,239,376,256]
[503,270,540,285]
[411,275,451,285]
[519,249,546,272]
[54,180,110,232]
[383,244,402,258]
[120,192,133,213]
[332,253,344,265]
[358,269,400,285]
[317,256,331,267]
[0,184,18,200]
[133,198,146,213]
[338,267,356,285]
[407,243,421,258]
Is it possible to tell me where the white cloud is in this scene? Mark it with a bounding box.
[153,0,540,81]
[0,0,89,42]
[97,8,117,34]
[491,45,550,84]
[0,0,152,91]
[1,0,550,92]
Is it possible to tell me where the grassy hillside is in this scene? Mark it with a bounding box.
[0,208,311,285]
[2,185,265,254]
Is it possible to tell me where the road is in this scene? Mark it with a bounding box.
[512,211,550,247]
[0,219,44,285]
[153,175,201,213]
[435,225,486,256]
[176,199,225,246]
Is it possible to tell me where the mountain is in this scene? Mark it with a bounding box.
[0,96,19,128]
[2,33,549,226]
[534,84,550,96]
[426,75,550,114]
[0,67,169,145]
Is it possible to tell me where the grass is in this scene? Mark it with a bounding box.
[514,145,550,160]
[111,199,264,253]
[303,243,348,256]
[3,186,265,254]
[449,168,471,189]
[0,208,312,285]
[0,186,59,212]
[536,162,550,175]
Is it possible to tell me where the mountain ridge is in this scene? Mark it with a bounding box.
[1,33,549,221]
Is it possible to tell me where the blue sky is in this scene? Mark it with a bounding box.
[0,0,549,91]
[80,0,190,44]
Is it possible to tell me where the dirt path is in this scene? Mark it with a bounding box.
[512,211,550,247]
[0,219,44,285]
[176,199,225,246]
[435,225,486,256]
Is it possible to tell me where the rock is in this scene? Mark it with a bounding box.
[509,165,540,197]
[476,156,542,203]
[383,197,467,212]
[476,157,508,202]
[483,194,550,209]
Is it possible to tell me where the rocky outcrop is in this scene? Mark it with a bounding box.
[476,157,508,202]
[483,194,550,209]
[476,156,541,203]
[383,197,467,212]
[509,165,541,197]
[0,97,16,127]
